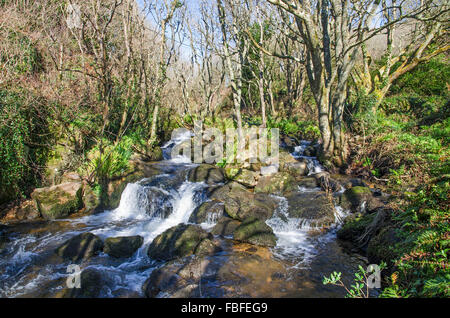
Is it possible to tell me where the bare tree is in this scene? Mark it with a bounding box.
[266,0,443,165]
[216,0,252,137]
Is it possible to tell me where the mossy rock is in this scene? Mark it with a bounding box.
[254,172,296,195]
[147,224,212,261]
[281,161,309,179]
[63,268,104,298]
[209,182,277,221]
[211,217,241,237]
[31,182,83,220]
[208,182,247,201]
[278,150,298,166]
[338,186,373,212]
[142,256,210,298]
[367,226,401,267]
[82,185,100,214]
[188,164,226,184]
[286,191,336,228]
[103,235,144,258]
[233,217,277,247]
[188,200,225,224]
[147,146,163,161]
[225,168,259,187]
[297,177,319,189]
[337,213,376,243]
[55,232,104,263]
[194,238,222,256]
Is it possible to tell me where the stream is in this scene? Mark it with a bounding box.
[0,133,367,298]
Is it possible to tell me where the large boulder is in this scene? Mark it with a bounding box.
[188,200,225,224]
[278,151,298,168]
[147,224,215,261]
[82,185,100,214]
[297,177,319,189]
[143,256,210,298]
[224,168,259,188]
[211,217,241,237]
[286,191,336,228]
[31,182,83,220]
[188,164,226,184]
[0,225,8,252]
[63,268,104,298]
[254,172,296,195]
[311,172,342,193]
[210,183,277,221]
[142,246,287,298]
[281,135,297,152]
[146,146,164,162]
[233,217,277,247]
[1,200,40,222]
[103,235,144,258]
[367,226,401,268]
[338,186,375,213]
[282,161,309,179]
[55,232,104,262]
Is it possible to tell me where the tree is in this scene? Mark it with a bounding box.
[147,0,184,147]
[266,0,442,166]
[352,1,450,112]
[216,0,252,137]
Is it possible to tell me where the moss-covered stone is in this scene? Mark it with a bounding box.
[147,146,163,161]
[211,183,277,221]
[367,226,401,267]
[254,172,296,195]
[233,217,277,247]
[225,168,259,187]
[31,182,83,220]
[63,268,104,298]
[337,213,376,242]
[286,191,336,228]
[338,186,373,212]
[194,238,222,256]
[82,185,100,214]
[104,235,144,258]
[211,217,241,237]
[297,177,319,189]
[55,232,104,263]
[188,164,226,184]
[282,161,309,179]
[188,200,225,224]
[147,224,212,261]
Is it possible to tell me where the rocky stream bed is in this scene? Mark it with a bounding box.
[0,133,390,298]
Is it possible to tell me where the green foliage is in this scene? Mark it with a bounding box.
[1,30,43,76]
[381,179,450,298]
[79,136,135,184]
[267,117,320,140]
[390,54,450,97]
[0,88,51,202]
[323,262,387,298]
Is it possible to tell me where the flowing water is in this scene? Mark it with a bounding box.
[0,133,365,298]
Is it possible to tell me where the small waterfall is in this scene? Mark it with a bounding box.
[147,181,207,238]
[113,183,153,220]
[161,130,193,162]
[292,140,324,175]
[266,196,317,265]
